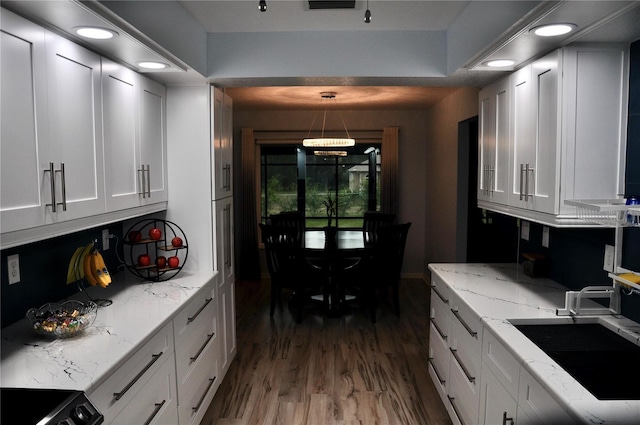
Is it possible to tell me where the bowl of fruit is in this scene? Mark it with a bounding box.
[26,300,97,338]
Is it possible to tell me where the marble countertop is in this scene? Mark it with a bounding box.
[428,263,640,424]
[1,270,215,394]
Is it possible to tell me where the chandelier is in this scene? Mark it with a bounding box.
[303,92,355,148]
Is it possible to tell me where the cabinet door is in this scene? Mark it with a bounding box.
[139,76,168,204]
[509,65,535,209]
[103,59,141,211]
[211,87,233,200]
[518,367,576,424]
[530,51,561,214]
[478,77,510,205]
[0,10,49,233]
[45,30,104,222]
[479,363,517,425]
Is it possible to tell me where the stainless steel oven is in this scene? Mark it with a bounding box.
[1,388,104,425]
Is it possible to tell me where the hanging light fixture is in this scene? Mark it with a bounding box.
[314,150,348,157]
[364,0,372,23]
[303,92,355,148]
[258,0,267,12]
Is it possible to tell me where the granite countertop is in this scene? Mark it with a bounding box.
[428,263,640,424]
[0,270,215,394]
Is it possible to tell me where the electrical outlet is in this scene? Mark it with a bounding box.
[7,254,20,285]
[102,229,110,251]
[603,244,615,273]
[542,226,550,248]
[521,221,530,241]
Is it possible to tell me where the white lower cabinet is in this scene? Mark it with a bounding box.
[517,368,576,425]
[479,363,517,425]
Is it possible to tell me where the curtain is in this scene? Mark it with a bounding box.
[381,127,399,215]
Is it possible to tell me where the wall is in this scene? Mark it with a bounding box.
[233,108,428,277]
[423,87,480,266]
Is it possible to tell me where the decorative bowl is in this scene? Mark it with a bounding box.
[26,300,97,338]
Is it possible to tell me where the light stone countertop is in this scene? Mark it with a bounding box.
[0,270,216,394]
[428,263,640,424]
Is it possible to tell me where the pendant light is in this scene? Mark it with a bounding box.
[258,0,267,12]
[303,92,355,148]
[364,0,372,23]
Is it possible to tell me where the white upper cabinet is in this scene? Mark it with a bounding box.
[104,60,168,212]
[478,77,510,205]
[1,9,104,234]
[478,44,629,226]
[211,87,233,200]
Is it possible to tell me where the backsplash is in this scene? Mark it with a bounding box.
[1,224,125,328]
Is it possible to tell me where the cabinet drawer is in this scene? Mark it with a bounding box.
[431,275,452,307]
[89,321,174,418]
[174,282,214,345]
[449,293,482,353]
[482,330,520,396]
[107,353,178,425]
[175,308,217,386]
[430,287,450,340]
[518,368,576,425]
[178,340,219,425]
[428,321,450,396]
[450,317,481,385]
[448,355,481,425]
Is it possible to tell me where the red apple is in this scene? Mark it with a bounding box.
[156,256,167,268]
[128,230,142,242]
[171,236,183,248]
[149,228,162,240]
[168,256,180,268]
[138,254,151,267]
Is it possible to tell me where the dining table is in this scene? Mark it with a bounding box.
[302,229,369,317]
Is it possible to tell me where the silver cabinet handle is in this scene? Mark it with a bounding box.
[44,162,56,212]
[187,298,213,324]
[489,167,495,195]
[146,164,151,197]
[190,333,214,363]
[450,347,475,383]
[427,357,446,384]
[451,309,478,338]
[431,285,449,304]
[225,204,232,268]
[525,163,533,200]
[56,162,67,211]
[113,352,163,400]
[143,400,166,425]
[192,377,216,413]
[138,165,146,198]
[448,396,466,425]
[519,163,525,200]
[430,318,447,341]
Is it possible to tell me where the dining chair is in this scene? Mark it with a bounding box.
[259,223,322,323]
[269,211,305,248]
[341,222,411,323]
[362,211,395,247]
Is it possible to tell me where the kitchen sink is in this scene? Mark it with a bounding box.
[510,319,640,400]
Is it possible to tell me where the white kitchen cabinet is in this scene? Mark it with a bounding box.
[478,76,510,205]
[174,280,220,425]
[479,363,517,425]
[89,321,175,423]
[517,367,576,425]
[428,281,451,401]
[214,197,236,374]
[1,9,104,233]
[478,44,629,226]
[103,62,167,212]
[211,87,234,200]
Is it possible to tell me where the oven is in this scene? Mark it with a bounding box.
[1,388,104,425]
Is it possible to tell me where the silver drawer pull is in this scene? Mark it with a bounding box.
[143,400,166,425]
[451,309,477,338]
[431,285,449,304]
[55,163,67,211]
[190,333,214,363]
[448,396,466,425]
[44,162,56,212]
[113,352,163,400]
[427,357,446,384]
[192,377,216,413]
[138,166,146,198]
[450,348,475,383]
[187,298,213,324]
[430,318,447,341]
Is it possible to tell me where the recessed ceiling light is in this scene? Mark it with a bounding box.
[74,26,117,40]
[138,61,168,70]
[531,23,576,37]
[485,59,515,68]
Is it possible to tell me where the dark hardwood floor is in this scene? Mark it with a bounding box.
[200,277,452,425]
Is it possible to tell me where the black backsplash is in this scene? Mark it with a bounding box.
[1,224,125,328]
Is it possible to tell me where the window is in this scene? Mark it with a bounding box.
[261,145,381,228]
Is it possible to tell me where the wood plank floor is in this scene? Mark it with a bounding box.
[200,277,452,425]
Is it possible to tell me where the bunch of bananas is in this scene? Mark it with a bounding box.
[66,242,112,288]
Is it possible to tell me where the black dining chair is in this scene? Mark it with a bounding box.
[362,211,395,247]
[259,223,323,323]
[269,211,305,248]
[341,222,411,323]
